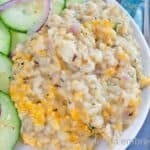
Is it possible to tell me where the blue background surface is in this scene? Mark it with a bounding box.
[120,0,150,149]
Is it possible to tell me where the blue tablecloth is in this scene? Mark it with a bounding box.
[127,112,150,150]
[120,0,150,149]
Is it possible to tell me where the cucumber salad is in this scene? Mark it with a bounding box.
[0,0,84,149]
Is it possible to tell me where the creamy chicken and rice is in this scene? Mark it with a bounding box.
[10,0,150,150]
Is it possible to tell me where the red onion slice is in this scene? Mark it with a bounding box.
[28,0,51,34]
[69,23,81,35]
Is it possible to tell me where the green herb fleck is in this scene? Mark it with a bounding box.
[113,23,121,31]
[8,76,14,80]
[87,123,96,131]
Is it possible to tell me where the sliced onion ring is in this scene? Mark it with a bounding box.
[27,0,51,34]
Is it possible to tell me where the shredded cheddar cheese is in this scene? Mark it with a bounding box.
[22,133,37,147]
[70,109,81,121]
[105,67,118,77]
[140,76,150,88]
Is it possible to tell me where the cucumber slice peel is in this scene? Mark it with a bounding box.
[0,20,11,55]
[0,53,12,93]
[11,30,27,50]
[0,92,21,150]
[53,0,65,15]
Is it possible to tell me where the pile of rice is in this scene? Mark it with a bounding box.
[10,0,150,150]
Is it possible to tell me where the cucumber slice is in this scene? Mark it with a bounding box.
[66,0,85,6]
[53,0,65,14]
[1,0,45,32]
[0,53,12,93]
[11,30,27,50]
[0,20,11,55]
[0,92,21,150]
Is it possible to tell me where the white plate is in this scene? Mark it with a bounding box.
[15,0,150,150]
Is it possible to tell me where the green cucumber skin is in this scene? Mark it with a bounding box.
[0,9,30,33]
[0,15,27,33]
[53,0,65,15]
[0,16,27,33]
[53,0,84,14]
[0,16,28,34]
[11,30,27,50]
[0,91,21,150]
[0,52,12,93]
[0,20,11,55]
